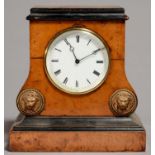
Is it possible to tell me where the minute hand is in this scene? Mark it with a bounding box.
[79,48,104,62]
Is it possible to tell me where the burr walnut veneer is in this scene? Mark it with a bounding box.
[22,20,133,116]
[9,7,146,152]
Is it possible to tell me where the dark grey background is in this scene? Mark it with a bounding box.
[4,0,151,154]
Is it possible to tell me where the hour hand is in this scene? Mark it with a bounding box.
[64,38,74,52]
[64,38,78,60]
[64,38,71,47]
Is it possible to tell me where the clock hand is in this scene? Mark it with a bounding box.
[64,39,79,62]
[70,48,79,62]
[79,47,105,62]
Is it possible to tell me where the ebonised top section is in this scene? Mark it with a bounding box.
[26,7,128,21]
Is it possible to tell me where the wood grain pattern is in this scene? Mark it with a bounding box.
[10,12,145,153]
[30,21,125,59]
[19,20,134,116]
[22,59,133,116]
[9,130,145,152]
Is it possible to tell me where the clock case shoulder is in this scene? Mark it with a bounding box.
[26,7,129,21]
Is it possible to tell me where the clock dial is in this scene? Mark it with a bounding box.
[45,28,109,94]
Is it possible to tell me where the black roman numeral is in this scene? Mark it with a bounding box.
[93,70,100,76]
[51,59,59,62]
[96,60,103,63]
[54,69,61,75]
[76,80,79,87]
[55,48,62,52]
[87,39,91,45]
[86,79,91,84]
[63,77,68,84]
[76,35,80,43]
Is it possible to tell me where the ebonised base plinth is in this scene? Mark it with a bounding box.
[9,114,146,152]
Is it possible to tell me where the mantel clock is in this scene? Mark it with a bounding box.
[9,7,146,152]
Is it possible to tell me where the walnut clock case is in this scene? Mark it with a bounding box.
[9,7,146,152]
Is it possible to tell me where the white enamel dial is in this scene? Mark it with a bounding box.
[45,28,109,94]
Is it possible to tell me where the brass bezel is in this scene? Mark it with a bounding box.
[44,27,110,95]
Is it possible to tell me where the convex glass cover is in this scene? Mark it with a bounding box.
[45,28,110,94]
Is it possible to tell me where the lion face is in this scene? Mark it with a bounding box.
[117,95,130,110]
[23,92,39,110]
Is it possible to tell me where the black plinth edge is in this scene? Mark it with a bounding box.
[26,7,128,21]
[12,115,144,132]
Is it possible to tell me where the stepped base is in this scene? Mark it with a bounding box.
[9,115,146,152]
